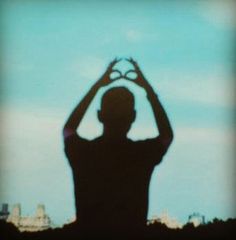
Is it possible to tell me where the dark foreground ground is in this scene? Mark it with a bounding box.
[1,218,236,240]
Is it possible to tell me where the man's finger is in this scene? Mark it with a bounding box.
[128,57,135,63]
[114,57,122,63]
[110,58,121,68]
[130,57,135,62]
[127,58,139,69]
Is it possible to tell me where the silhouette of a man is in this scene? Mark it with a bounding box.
[63,58,173,233]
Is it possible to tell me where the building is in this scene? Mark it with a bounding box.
[0,203,10,220]
[7,204,51,232]
[188,213,205,227]
[147,211,183,229]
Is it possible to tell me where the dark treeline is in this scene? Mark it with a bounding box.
[1,218,236,240]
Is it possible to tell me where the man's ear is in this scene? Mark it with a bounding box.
[97,110,103,123]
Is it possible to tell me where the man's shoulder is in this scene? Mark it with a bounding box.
[64,133,96,145]
[129,137,167,154]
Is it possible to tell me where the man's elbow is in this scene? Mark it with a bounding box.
[63,126,75,139]
[162,132,174,148]
[168,130,174,143]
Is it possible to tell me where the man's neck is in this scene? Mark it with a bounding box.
[102,130,127,142]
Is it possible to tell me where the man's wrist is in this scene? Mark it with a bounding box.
[146,88,158,101]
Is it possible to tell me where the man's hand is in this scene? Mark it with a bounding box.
[98,58,121,86]
[126,58,151,89]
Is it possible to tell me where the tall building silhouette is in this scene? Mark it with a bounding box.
[0,203,10,220]
[7,204,51,232]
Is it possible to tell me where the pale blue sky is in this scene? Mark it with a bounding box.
[0,0,235,225]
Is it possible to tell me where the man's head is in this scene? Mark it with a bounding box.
[98,87,136,137]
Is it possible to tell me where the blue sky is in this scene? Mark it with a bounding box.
[0,0,235,225]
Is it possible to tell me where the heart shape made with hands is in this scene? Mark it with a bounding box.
[109,69,138,81]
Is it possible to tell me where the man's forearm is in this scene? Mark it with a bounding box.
[64,83,100,132]
[146,86,173,141]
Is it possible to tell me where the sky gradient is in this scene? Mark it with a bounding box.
[0,0,235,226]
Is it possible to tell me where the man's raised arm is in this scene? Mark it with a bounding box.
[63,59,120,139]
[127,58,173,149]
[145,85,173,148]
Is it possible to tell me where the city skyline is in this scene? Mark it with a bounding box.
[1,202,204,229]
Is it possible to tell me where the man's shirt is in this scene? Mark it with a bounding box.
[64,133,168,227]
